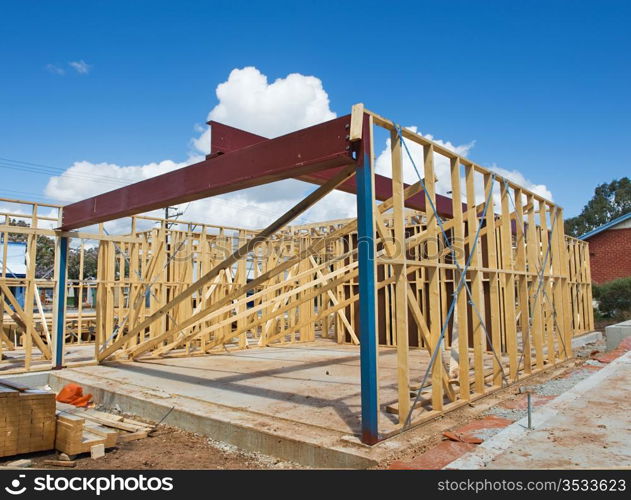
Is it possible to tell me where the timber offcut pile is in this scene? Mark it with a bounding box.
[0,378,56,458]
[0,376,153,460]
[55,403,153,457]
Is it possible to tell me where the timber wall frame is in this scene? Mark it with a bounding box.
[0,105,594,444]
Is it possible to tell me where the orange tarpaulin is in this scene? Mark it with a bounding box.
[56,383,93,407]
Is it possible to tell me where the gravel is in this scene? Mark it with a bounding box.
[469,427,507,441]
[534,368,595,396]
[486,406,530,421]
[485,366,599,421]
[205,437,303,469]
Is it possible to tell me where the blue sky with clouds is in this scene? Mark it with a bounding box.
[1,0,630,219]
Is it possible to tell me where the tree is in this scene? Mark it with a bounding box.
[5,219,97,279]
[593,277,631,321]
[6,219,28,242]
[35,235,55,278]
[6,219,55,277]
[68,246,98,280]
[565,177,631,237]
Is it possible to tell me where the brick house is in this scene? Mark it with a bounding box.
[579,212,631,284]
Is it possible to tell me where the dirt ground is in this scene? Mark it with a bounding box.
[1,425,300,470]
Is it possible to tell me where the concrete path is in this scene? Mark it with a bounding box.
[447,349,631,469]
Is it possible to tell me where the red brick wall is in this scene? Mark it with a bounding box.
[587,227,631,284]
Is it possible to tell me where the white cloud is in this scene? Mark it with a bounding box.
[0,205,59,231]
[191,66,336,154]
[375,126,476,196]
[45,160,188,203]
[45,67,342,229]
[375,126,552,211]
[45,60,92,76]
[43,66,551,232]
[45,64,65,75]
[488,165,553,201]
[68,60,91,74]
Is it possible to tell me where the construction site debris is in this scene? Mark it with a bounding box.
[43,459,76,467]
[55,402,153,457]
[6,458,32,468]
[56,383,93,407]
[90,443,105,459]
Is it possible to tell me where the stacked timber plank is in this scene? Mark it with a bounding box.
[0,379,56,457]
[0,386,19,457]
[55,412,118,456]
[17,390,56,454]
[1,377,152,459]
[55,405,153,456]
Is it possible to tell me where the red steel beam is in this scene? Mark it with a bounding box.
[60,116,356,230]
[210,122,266,155]
[297,167,460,219]
[210,121,461,219]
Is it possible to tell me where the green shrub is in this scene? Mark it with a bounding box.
[593,277,631,321]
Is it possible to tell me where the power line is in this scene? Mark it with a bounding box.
[0,156,137,183]
[0,158,134,187]
[0,157,343,228]
[0,188,59,203]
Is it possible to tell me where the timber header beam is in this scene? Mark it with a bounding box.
[60,115,356,230]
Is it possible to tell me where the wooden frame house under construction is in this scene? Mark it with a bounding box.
[0,104,594,444]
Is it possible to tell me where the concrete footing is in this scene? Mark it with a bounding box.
[605,320,631,351]
[571,330,602,348]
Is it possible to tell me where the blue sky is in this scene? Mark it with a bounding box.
[1,0,630,218]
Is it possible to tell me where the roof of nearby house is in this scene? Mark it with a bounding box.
[579,211,631,240]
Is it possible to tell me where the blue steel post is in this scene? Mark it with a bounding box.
[54,236,68,368]
[355,122,379,444]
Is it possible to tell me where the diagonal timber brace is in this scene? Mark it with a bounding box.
[100,165,430,362]
[97,165,358,360]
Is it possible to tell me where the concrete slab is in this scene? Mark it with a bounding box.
[0,344,95,373]
[39,341,445,468]
[1,371,50,387]
[446,350,631,469]
[53,342,437,435]
[605,320,631,351]
[571,330,602,348]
